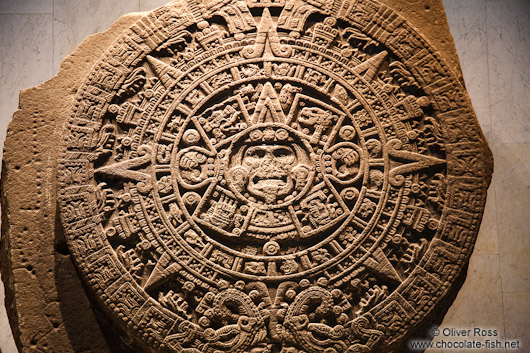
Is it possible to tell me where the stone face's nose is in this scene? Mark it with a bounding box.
[260,152,276,173]
[31,1,494,352]
[263,150,274,162]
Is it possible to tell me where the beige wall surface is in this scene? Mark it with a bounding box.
[0,0,529,352]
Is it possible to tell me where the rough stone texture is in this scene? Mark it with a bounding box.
[1,13,145,353]
[1,0,493,352]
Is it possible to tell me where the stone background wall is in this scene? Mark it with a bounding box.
[0,0,529,352]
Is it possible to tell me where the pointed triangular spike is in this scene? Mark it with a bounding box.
[242,8,292,59]
[146,55,182,90]
[143,252,182,291]
[363,248,402,283]
[352,50,388,81]
[386,139,446,187]
[95,146,152,184]
[252,82,286,124]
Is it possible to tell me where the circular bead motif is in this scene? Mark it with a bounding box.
[58,1,492,352]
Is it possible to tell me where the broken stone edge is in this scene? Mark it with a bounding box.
[1,1,493,352]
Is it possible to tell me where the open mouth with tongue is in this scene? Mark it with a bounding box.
[249,175,294,204]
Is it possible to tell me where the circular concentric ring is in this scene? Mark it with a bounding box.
[58,2,492,352]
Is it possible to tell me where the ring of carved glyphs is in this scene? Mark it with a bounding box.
[58,0,491,351]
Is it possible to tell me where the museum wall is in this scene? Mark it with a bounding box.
[0,0,528,352]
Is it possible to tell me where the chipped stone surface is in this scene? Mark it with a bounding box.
[2,0,494,352]
[1,13,144,353]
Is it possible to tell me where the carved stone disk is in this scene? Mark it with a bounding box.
[57,0,492,352]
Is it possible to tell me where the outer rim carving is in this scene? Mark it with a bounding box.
[58,1,492,352]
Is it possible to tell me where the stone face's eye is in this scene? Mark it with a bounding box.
[244,146,267,163]
[52,2,491,352]
[273,146,295,164]
[273,147,289,158]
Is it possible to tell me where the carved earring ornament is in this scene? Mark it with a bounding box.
[58,0,492,351]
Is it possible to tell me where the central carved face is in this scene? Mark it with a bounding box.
[243,144,296,203]
[226,125,315,207]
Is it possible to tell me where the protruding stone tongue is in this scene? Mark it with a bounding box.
[260,181,283,203]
